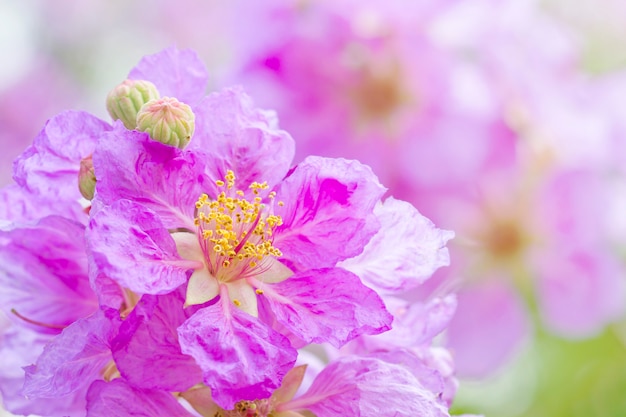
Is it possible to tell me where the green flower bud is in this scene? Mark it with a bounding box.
[106,79,160,129]
[78,156,96,200]
[136,97,195,149]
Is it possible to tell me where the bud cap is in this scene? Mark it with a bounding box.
[136,97,196,149]
[106,79,160,129]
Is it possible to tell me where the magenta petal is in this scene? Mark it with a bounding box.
[287,356,449,417]
[274,156,385,270]
[92,126,206,230]
[86,379,195,417]
[88,199,193,295]
[23,308,121,398]
[13,110,111,200]
[177,301,297,409]
[446,280,529,378]
[190,87,295,190]
[112,288,204,391]
[264,268,392,348]
[0,216,97,332]
[128,46,209,106]
[340,197,453,293]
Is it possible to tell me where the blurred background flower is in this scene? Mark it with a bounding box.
[2,0,626,416]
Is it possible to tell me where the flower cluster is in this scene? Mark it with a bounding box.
[0,48,459,416]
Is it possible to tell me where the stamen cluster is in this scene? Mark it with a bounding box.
[194,170,283,278]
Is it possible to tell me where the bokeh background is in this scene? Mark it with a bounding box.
[2,1,626,416]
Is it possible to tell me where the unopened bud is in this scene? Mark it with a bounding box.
[136,97,195,149]
[78,156,96,200]
[106,79,160,129]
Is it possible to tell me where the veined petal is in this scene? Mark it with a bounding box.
[339,197,454,293]
[261,268,392,348]
[92,126,206,230]
[274,156,385,270]
[177,300,297,409]
[23,308,121,398]
[280,356,449,417]
[191,87,295,190]
[0,216,97,332]
[88,199,197,295]
[128,46,209,106]
[13,110,111,200]
[112,288,204,392]
[86,379,195,417]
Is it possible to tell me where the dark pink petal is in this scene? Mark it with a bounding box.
[13,110,111,200]
[262,268,392,348]
[274,156,385,270]
[0,216,97,333]
[86,379,195,417]
[92,126,207,230]
[536,249,625,337]
[281,356,449,417]
[446,280,529,378]
[112,288,204,392]
[339,197,453,293]
[178,300,297,409]
[23,308,121,398]
[128,46,209,106]
[88,199,195,295]
[190,87,295,190]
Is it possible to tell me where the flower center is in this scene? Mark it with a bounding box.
[194,170,283,282]
[483,220,526,260]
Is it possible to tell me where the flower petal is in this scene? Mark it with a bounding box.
[112,288,204,392]
[88,199,196,295]
[0,216,97,331]
[261,268,392,348]
[274,156,385,270]
[191,87,295,190]
[13,110,111,200]
[177,299,297,409]
[86,379,195,417]
[339,197,453,293]
[92,126,206,230]
[23,308,121,398]
[128,46,209,106]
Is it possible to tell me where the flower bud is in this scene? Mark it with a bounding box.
[106,79,160,129]
[136,97,195,149]
[78,156,96,200]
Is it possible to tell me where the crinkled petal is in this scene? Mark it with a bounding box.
[262,268,392,348]
[128,46,209,106]
[112,288,204,392]
[88,199,196,295]
[23,308,121,398]
[191,87,295,190]
[86,379,195,417]
[0,184,86,226]
[348,295,457,353]
[339,197,454,293]
[13,110,111,200]
[0,216,97,331]
[274,156,385,270]
[177,300,297,409]
[92,126,206,230]
[281,356,449,417]
[0,323,87,417]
